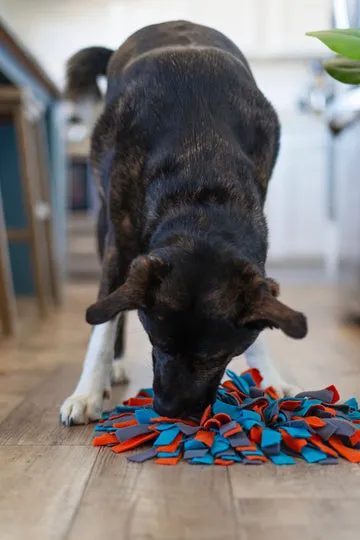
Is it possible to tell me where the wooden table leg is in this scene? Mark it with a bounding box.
[34,117,62,307]
[13,104,49,318]
[0,188,18,337]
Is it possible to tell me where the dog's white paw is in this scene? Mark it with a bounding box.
[111,360,129,385]
[60,391,107,425]
[261,378,302,398]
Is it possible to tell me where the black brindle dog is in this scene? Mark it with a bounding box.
[61,21,307,425]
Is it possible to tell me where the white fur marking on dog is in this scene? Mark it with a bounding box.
[60,316,119,425]
[245,333,302,397]
[111,359,129,385]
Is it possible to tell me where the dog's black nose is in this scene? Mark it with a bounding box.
[153,396,205,420]
[153,396,183,418]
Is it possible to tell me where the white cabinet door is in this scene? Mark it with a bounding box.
[191,0,332,58]
[266,114,329,262]
[259,0,332,58]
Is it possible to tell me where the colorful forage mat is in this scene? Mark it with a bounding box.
[93,369,360,466]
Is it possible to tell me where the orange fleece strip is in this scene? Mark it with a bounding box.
[212,413,232,425]
[309,435,338,457]
[245,454,268,463]
[350,428,360,445]
[200,404,212,425]
[156,433,183,453]
[300,416,326,428]
[112,419,138,429]
[224,425,243,438]
[280,429,307,452]
[265,387,279,400]
[93,433,117,446]
[328,436,360,463]
[150,416,197,425]
[195,430,215,447]
[249,425,263,445]
[111,432,157,453]
[156,454,182,465]
[214,458,234,466]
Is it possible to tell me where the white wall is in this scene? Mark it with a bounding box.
[0,0,332,88]
[0,0,333,262]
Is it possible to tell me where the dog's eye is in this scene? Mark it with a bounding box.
[155,315,164,322]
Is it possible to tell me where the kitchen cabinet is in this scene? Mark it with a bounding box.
[0,21,66,296]
[334,119,360,319]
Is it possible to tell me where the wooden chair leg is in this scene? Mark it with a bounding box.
[34,117,62,306]
[0,189,18,337]
[13,104,49,318]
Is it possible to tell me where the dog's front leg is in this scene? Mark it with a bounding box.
[245,333,302,397]
[60,316,119,425]
[60,232,126,425]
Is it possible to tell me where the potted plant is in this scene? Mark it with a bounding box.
[307,28,360,85]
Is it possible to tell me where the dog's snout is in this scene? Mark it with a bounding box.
[153,396,184,418]
[153,394,210,419]
[151,348,223,419]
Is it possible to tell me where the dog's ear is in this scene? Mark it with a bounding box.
[86,255,171,325]
[246,294,307,339]
[266,277,280,297]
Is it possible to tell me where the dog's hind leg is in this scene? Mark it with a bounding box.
[111,313,129,385]
[245,333,302,397]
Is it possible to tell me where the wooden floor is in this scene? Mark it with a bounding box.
[1,282,360,540]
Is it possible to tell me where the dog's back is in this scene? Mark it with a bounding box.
[67,21,280,261]
[105,21,254,102]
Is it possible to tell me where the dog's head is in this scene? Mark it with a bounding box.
[86,247,307,418]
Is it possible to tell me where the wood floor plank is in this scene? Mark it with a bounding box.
[229,462,360,500]
[0,394,23,423]
[236,497,359,527]
[0,364,95,446]
[68,451,240,540]
[241,524,357,540]
[0,446,97,540]
[1,282,360,540]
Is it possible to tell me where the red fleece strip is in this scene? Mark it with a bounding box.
[328,436,360,463]
[150,416,197,426]
[93,433,117,446]
[195,430,215,447]
[280,400,303,411]
[245,454,268,463]
[350,428,360,445]
[212,413,232,425]
[203,418,221,430]
[236,442,258,452]
[326,385,340,404]
[112,419,138,428]
[123,397,153,406]
[244,368,264,387]
[214,458,234,466]
[200,405,212,426]
[309,435,338,457]
[249,425,263,445]
[156,433,183,453]
[265,387,279,400]
[280,429,307,452]
[111,432,157,453]
[156,454,182,465]
[99,412,131,423]
[300,416,326,428]
[223,425,243,438]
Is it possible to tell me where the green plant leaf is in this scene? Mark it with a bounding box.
[306,29,360,60]
[322,55,360,84]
